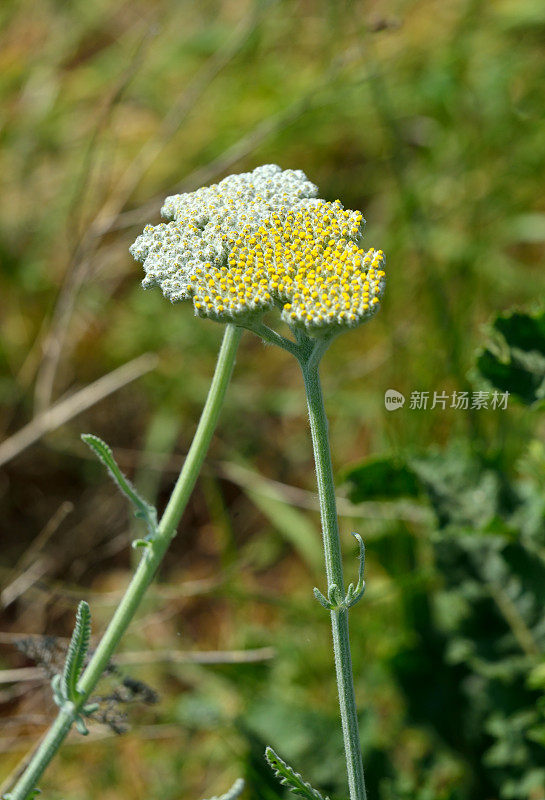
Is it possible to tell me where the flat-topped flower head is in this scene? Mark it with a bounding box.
[130,164,385,335]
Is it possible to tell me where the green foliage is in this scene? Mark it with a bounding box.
[476,310,545,405]
[345,441,545,799]
[82,434,158,544]
[341,457,421,502]
[264,748,330,800]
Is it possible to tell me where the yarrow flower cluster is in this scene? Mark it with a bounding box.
[130,164,385,334]
[11,169,384,800]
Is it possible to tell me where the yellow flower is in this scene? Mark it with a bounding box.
[130,165,385,335]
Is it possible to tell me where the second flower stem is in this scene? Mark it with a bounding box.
[301,353,367,800]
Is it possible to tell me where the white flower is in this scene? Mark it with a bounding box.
[130,164,385,334]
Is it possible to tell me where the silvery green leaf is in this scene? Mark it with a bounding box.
[50,674,64,707]
[313,586,333,609]
[82,434,158,538]
[132,538,153,550]
[345,532,366,608]
[74,716,89,736]
[62,601,91,703]
[265,747,330,800]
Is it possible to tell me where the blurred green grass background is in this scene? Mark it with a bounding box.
[1,1,545,798]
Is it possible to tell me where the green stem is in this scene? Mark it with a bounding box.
[238,319,300,357]
[9,324,242,800]
[300,350,367,800]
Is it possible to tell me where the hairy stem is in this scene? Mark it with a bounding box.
[238,319,300,357]
[300,350,367,800]
[9,324,242,800]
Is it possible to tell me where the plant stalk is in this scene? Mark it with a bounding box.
[9,324,242,800]
[301,353,367,800]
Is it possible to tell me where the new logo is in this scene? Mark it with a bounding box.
[384,389,405,411]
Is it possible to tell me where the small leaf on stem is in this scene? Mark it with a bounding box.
[61,601,91,703]
[265,746,330,800]
[82,434,158,539]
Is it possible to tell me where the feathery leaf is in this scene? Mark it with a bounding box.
[82,434,158,538]
[62,601,91,702]
[265,747,329,800]
[345,532,366,608]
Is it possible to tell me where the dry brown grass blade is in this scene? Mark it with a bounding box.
[0,646,275,685]
[0,724,186,755]
[0,353,157,468]
[0,572,222,611]
[1,559,53,610]
[0,502,74,610]
[0,668,45,685]
[8,502,74,576]
[115,646,276,666]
